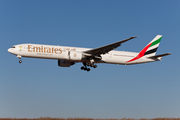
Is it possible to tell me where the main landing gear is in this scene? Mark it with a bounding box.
[81,63,97,72]
[17,55,22,63]
[81,66,90,71]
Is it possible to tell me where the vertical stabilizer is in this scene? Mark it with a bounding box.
[143,35,162,57]
[127,35,162,62]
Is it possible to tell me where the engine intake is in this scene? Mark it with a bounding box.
[58,60,75,67]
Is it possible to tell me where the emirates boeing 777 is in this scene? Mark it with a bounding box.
[8,35,171,71]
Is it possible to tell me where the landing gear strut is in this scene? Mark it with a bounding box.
[17,55,22,63]
[80,62,97,72]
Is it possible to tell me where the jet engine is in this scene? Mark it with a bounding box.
[58,60,75,67]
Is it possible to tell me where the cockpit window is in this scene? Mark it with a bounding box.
[11,46,15,48]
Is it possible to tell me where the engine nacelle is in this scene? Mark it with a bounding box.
[58,60,75,67]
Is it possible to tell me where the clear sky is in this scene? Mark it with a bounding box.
[0,0,180,119]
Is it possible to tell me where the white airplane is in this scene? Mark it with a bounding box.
[8,35,171,71]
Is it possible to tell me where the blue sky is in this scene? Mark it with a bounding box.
[0,0,180,119]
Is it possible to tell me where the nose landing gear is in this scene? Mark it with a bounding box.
[17,55,22,63]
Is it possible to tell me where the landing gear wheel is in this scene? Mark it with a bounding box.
[81,63,92,72]
[81,66,84,70]
[84,67,87,71]
[19,60,22,63]
[93,65,97,68]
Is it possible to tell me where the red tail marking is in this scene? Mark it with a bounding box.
[127,43,152,62]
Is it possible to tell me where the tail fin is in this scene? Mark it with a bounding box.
[127,35,162,62]
[143,35,162,57]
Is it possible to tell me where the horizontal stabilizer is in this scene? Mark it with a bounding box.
[148,53,171,59]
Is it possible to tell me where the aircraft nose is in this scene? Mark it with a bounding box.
[8,48,11,53]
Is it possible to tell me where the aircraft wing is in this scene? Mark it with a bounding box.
[83,36,137,56]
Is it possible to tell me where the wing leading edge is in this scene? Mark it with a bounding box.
[83,36,137,56]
